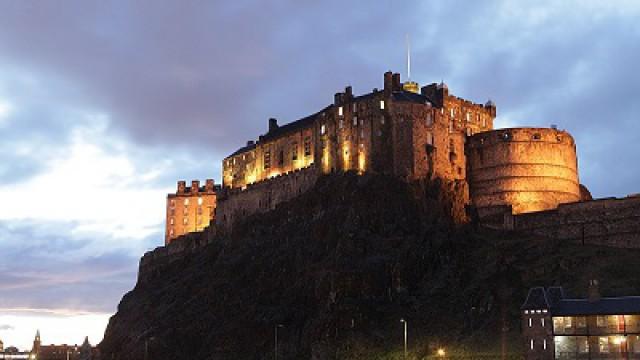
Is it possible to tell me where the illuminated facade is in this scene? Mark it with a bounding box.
[522,282,640,359]
[222,71,496,190]
[28,332,97,360]
[165,179,219,245]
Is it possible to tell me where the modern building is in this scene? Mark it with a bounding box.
[522,281,640,359]
[165,179,219,244]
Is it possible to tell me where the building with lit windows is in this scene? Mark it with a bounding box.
[522,281,640,359]
[165,179,219,244]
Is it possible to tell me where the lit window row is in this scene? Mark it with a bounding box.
[524,309,548,314]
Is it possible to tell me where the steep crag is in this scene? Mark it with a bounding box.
[100,173,640,359]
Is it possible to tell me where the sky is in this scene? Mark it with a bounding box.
[1,0,640,351]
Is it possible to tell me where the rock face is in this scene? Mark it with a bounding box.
[100,173,640,360]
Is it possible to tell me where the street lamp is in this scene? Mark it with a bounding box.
[144,337,155,360]
[274,324,284,360]
[400,319,407,359]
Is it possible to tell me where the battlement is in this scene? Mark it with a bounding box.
[467,127,575,148]
[173,179,217,196]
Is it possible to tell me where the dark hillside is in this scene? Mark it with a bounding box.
[100,173,640,359]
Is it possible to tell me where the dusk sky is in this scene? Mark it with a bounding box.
[1,0,639,350]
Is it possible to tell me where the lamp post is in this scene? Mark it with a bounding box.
[144,337,155,360]
[400,319,407,359]
[274,324,284,360]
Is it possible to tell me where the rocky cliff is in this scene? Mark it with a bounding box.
[100,173,640,359]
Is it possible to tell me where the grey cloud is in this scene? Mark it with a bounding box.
[0,324,14,331]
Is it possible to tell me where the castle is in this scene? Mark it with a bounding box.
[165,70,586,243]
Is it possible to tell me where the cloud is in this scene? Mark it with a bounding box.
[0,324,14,331]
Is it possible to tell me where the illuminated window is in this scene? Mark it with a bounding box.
[426,113,433,126]
[170,218,174,225]
[353,116,358,126]
[170,200,175,208]
[339,119,344,129]
[530,339,534,350]
[264,150,271,169]
[541,318,545,327]
[338,106,343,117]
[599,337,609,353]
[292,142,298,161]
[466,128,472,136]
[577,317,587,328]
[380,116,385,125]
[360,130,364,138]
[543,339,547,350]
[524,310,529,314]
[352,103,357,112]
[320,124,326,135]
[184,198,189,206]
[198,197,203,205]
[528,318,532,327]
[542,309,548,313]
[450,108,455,118]
[304,137,311,156]
[183,217,188,225]
[466,112,471,122]
[564,317,572,328]
[169,229,174,236]
[379,100,385,110]
[597,316,606,327]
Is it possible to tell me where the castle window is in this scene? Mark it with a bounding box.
[170,208,175,216]
[466,112,471,122]
[530,339,534,350]
[197,206,202,215]
[426,132,434,146]
[170,200,175,208]
[528,318,532,327]
[170,229,174,236]
[599,337,609,353]
[278,150,284,166]
[353,116,358,126]
[577,316,586,328]
[352,103,357,112]
[304,137,311,156]
[449,121,454,133]
[379,100,385,110]
[198,217,202,225]
[338,106,343,117]
[170,218,174,225]
[377,130,382,137]
[360,130,364,138]
[466,128,472,136]
[501,132,511,141]
[380,116,385,125]
[578,338,589,353]
[597,316,606,327]
[339,119,344,129]
[292,142,298,161]
[183,207,188,215]
[541,318,545,327]
[426,113,433,126]
[543,339,547,350]
[264,150,271,169]
[184,198,190,206]
[450,108,455,118]
[533,133,542,140]
[198,197,203,205]
[183,217,188,225]
[320,124,326,135]
[482,116,487,128]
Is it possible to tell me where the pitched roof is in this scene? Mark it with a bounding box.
[552,297,640,316]
[521,287,550,310]
[522,286,640,316]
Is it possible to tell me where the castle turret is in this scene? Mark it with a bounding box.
[268,118,279,133]
[191,180,200,193]
[177,180,186,194]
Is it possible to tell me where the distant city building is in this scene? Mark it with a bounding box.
[165,179,219,244]
[522,281,640,359]
[28,331,98,360]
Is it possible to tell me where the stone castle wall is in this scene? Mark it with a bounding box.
[215,165,320,230]
[467,128,581,216]
[507,196,640,248]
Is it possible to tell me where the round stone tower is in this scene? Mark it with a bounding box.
[466,127,580,215]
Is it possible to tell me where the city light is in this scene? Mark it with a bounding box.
[437,348,446,357]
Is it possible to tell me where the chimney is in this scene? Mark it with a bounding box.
[205,179,215,192]
[588,279,601,302]
[191,180,200,193]
[177,180,186,194]
[268,118,278,132]
[383,71,393,94]
[392,73,401,91]
[345,86,352,99]
[247,140,254,147]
